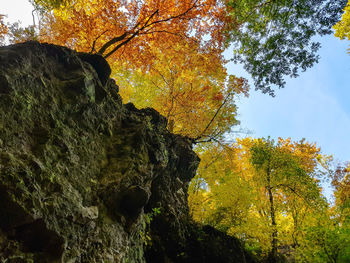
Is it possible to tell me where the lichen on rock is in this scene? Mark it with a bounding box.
[0,41,254,263]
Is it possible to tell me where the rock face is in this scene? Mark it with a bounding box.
[0,41,254,263]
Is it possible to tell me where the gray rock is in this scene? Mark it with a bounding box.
[0,41,254,263]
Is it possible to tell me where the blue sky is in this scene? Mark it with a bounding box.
[3,1,350,163]
[225,35,350,163]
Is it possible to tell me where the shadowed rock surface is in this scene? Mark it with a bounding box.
[0,41,255,263]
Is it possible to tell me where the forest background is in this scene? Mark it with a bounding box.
[1,0,350,262]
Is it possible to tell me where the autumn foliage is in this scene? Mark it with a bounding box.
[34,0,247,141]
[189,138,350,261]
[114,40,248,138]
[0,15,8,44]
[332,163,350,210]
[335,2,350,43]
[1,0,349,261]
[39,0,230,64]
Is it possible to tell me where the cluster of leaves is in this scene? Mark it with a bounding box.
[294,160,350,262]
[0,14,8,45]
[227,0,348,95]
[31,0,246,141]
[31,0,346,95]
[335,1,350,52]
[114,41,248,139]
[1,0,346,94]
[6,22,37,43]
[189,137,349,262]
[332,162,350,218]
[295,214,350,262]
[1,0,347,140]
[38,0,230,62]
[0,13,38,45]
[30,0,71,11]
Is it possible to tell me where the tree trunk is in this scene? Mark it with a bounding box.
[266,168,278,263]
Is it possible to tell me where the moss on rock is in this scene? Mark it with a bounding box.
[0,41,254,263]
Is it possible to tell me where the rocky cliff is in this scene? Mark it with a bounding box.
[0,41,254,263]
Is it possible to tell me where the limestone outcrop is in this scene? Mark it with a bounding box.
[0,41,254,263]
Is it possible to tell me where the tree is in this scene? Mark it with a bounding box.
[5,22,37,44]
[332,162,350,214]
[289,159,350,263]
[31,0,347,96]
[250,138,323,262]
[30,0,71,11]
[32,0,246,140]
[334,1,350,51]
[295,205,350,263]
[0,14,8,45]
[1,0,343,140]
[330,162,350,262]
[189,137,326,261]
[189,141,254,230]
[38,0,230,64]
[113,40,248,140]
[226,0,348,95]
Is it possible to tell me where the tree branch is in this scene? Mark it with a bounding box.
[96,31,128,56]
[96,0,199,58]
[90,29,109,54]
[144,0,199,28]
[102,9,160,58]
[193,95,228,141]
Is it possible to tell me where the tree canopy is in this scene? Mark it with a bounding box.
[335,1,350,52]
[227,0,347,94]
[31,0,244,141]
[14,0,343,140]
[21,0,347,96]
[0,15,8,45]
[1,1,349,261]
[189,138,350,262]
